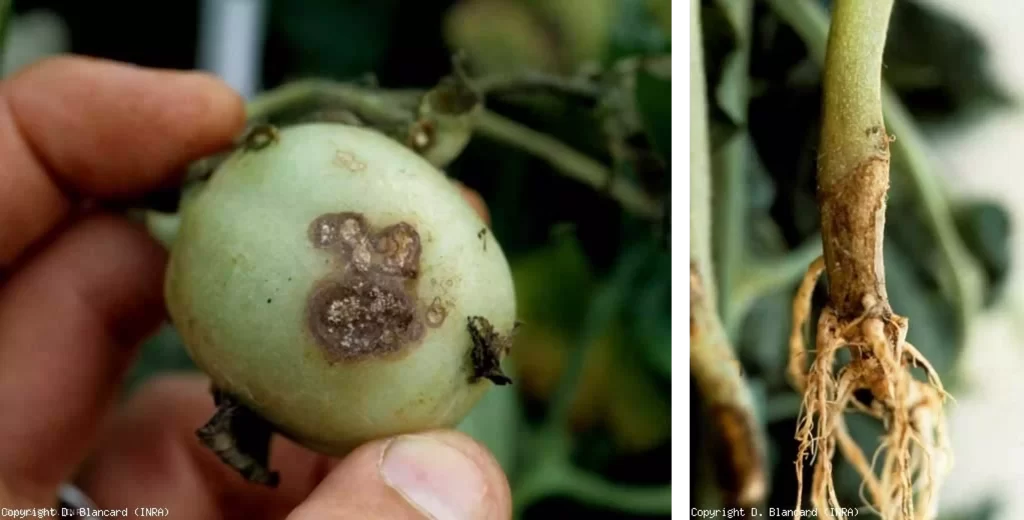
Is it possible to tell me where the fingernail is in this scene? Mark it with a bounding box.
[380,435,488,520]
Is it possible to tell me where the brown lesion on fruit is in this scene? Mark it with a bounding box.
[307,275,425,362]
[373,222,422,278]
[304,211,433,363]
[196,388,280,487]
[334,150,367,172]
[308,212,369,249]
[467,316,516,385]
[425,297,448,328]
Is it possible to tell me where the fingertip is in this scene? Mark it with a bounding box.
[3,55,247,197]
[290,430,511,520]
[168,69,248,155]
[0,213,170,488]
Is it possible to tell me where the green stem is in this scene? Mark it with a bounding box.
[766,0,983,332]
[243,79,662,220]
[711,0,754,329]
[473,71,600,98]
[691,0,715,305]
[474,110,663,220]
[244,79,415,124]
[818,0,893,187]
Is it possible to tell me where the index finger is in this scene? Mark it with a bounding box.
[0,55,246,269]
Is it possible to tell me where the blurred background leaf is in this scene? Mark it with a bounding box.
[884,0,1014,130]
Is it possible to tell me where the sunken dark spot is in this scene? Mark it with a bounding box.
[372,222,422,278]
[308,212,369,249]
[307,276,421,362]
[267,298,272,304]
[305,211,428,362]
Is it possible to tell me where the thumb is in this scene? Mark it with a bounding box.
[287,430,512,520]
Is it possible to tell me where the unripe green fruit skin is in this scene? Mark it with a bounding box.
[165,123,517,456]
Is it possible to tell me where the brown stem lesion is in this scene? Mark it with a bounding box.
[691,263,767,510]
[786,0,952,518]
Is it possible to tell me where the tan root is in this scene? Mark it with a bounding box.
[789,257,952,520]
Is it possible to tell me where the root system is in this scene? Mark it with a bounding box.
[788,257,952,519]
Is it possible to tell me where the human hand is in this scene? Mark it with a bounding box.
[0,56,510,519]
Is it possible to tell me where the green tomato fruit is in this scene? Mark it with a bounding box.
[164,122,518,457]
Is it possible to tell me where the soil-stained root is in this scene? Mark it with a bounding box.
[788,257,952,519]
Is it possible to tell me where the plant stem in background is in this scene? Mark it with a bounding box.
[473,70,601,99]
[690,0,768,509]
[474,110,663,219]
[711,0,753,327]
